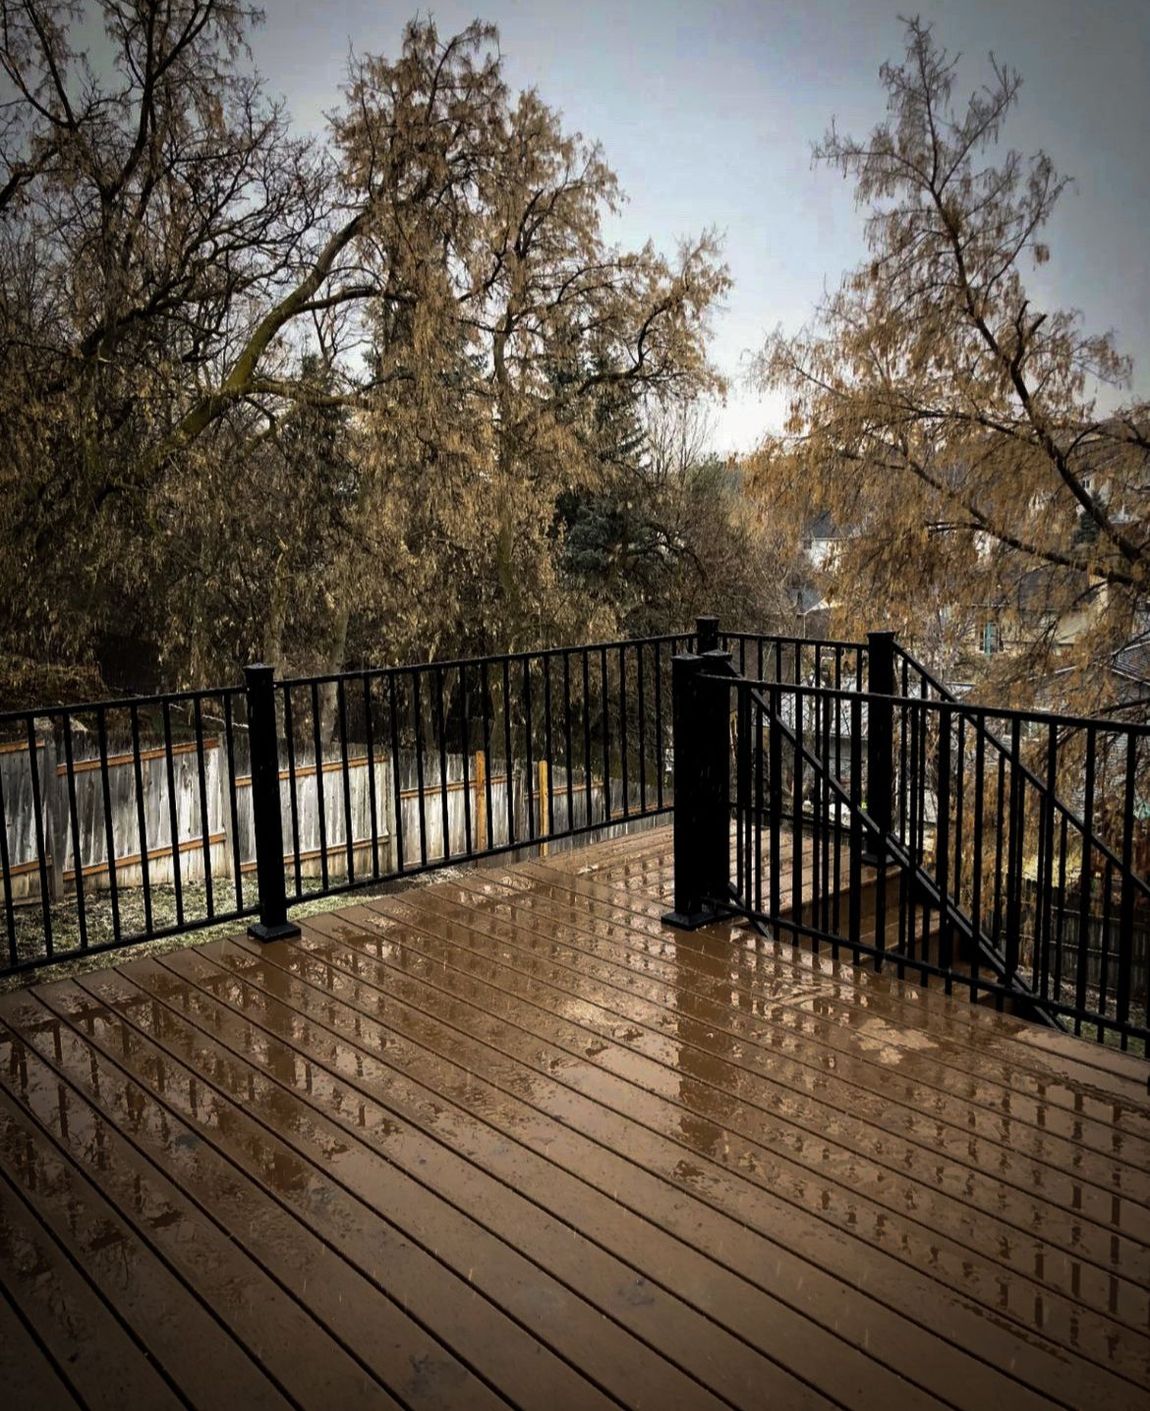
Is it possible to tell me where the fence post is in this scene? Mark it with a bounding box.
[244,664,300,941]
[864,630,896,865]
[662,651,732,929]
[474,750,487,852]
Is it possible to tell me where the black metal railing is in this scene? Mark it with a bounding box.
[664,633,1150,1052]
[0,630,691,978]
[0,684,253,973]
[7,615,1148,1049]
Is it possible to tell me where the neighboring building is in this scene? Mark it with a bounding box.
[966,565,1108,666]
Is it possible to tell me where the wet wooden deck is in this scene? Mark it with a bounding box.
[1,825,1148,1410]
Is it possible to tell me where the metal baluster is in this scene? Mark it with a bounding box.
[848,692,862,963]
[953,713,965,930]
[93,705,121,942]
[936,703,952,990]
[388,673,406,873]
[434,667,450,863]
[523,658,535,841]
[336,679,355,883]
[898,654,909,840]
[619,644,629,820]
[26,717,54,957]
[0,732,17,967]
[1038,721,1058,1004]
[543,654,554,837]
[832,656,843,937]
[810,689,823,951]
[754,691,764,916]
[460,666,473,859]
[1050,808,1069,1018]
[991,751,1007,967]
[916,692,931,965]
[1074,726,1096,1037]
[564,651,575,831]
[1116,732,1138,1045]
[970,725,985,1002]
[130,703,154,933]
[768,684,782,934]
[310,681,329,889]
[363,675,381,879]
[906,697,922,971]
[480,660,494,850]
[62,714,88,947]
[160,701,183,927]
[600,646,610,825]
[1005,717,1025,999]
[283,688,303,898]
[192,697,214,917]
[1099,856,1114,1035]
[793,683,804,946]
[412,670,428,868]
[653,641,664,811]
[502,658,514,845]
[736,684,747,900]
[223,694,244,911]
[636,644,646,815]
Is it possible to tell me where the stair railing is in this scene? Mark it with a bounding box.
[663,630,1149,1049]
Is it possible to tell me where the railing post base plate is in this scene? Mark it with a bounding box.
[248,920,302,942]
[662,903,732,931]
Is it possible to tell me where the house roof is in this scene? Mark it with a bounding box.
[802,511,840,541]
[1112,640,1150,685]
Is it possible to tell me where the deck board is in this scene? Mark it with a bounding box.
[1,824,1148,1409]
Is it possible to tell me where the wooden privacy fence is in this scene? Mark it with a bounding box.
[0,739,647,905]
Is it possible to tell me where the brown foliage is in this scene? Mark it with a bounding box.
[1,5,748,690]
[752,18,1150,713]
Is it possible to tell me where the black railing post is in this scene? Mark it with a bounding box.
[695,614,720,654]
[663,651,732,929]
[864,630,896,865]
[245,664,300,941]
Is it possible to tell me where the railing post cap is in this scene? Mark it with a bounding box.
[244,662,276,681]
[695,616,721,653]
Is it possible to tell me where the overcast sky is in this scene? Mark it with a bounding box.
[248,0,1150,452]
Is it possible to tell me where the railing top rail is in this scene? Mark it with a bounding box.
[277,631,692,689]
[0,632,693,726]
[703,671,1150,739]
[719,631,869,652]
[0,682,246,729]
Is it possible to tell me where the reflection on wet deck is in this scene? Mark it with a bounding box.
[1,824,1148,1409]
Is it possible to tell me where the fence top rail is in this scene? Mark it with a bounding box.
[0,682,246,731]
[703,672,1150,739]
[720,631,869,653]
[277,632,693,690]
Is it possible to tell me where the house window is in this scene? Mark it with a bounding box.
[981,621,1001,655]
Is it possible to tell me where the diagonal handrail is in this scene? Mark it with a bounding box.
[711,668,1064,1028]
[894,646,1150,909]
